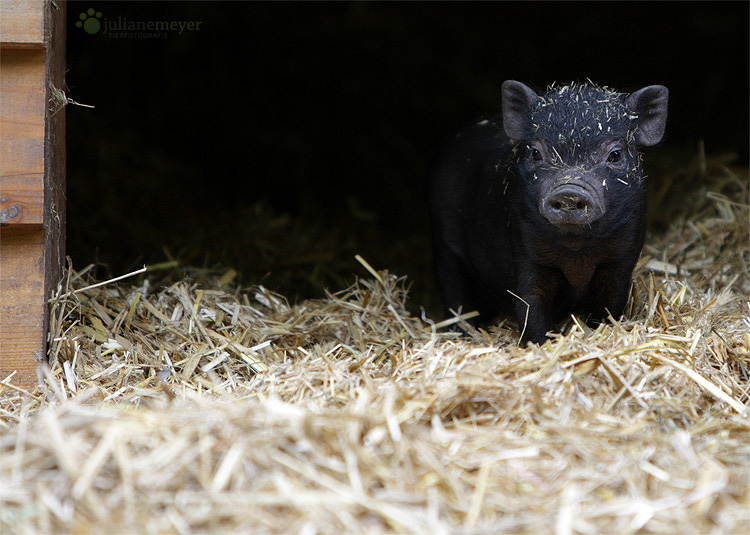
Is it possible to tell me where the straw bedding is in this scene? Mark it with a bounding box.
[1,154,748,534]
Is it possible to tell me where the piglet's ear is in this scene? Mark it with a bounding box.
[501,80,540,140]
[626,85,669,146]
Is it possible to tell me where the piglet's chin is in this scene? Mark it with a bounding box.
[552,221,588,234]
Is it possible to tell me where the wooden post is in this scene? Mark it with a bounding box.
[1,0,66,388]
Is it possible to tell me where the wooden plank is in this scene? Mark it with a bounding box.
[0,48,46,228]
[0,0,45,47]
[0,228,45,388]
[0,173,44,226]
[44,0,67,341]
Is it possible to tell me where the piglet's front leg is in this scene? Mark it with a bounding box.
[580,262,639,327]
[514,268,561,345]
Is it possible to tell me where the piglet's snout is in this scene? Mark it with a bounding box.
[540,181,604,226]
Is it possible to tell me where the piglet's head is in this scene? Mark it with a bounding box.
[501,80,668,235]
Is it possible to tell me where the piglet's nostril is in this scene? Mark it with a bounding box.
[547,193,590,213]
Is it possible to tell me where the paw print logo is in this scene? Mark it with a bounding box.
[76,8,102,34]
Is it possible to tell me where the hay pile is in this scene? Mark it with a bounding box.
[1,154,749,534]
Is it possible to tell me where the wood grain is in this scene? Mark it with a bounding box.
[44,0,67,302]
[0,0,45,47]
[0,228,45,388]
[0,48,46,228]
[0,173,44,226]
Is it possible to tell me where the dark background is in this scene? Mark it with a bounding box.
[66,1,749,310]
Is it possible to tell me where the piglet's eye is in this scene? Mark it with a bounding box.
[529,147,542,162]
[607,149,622,164]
